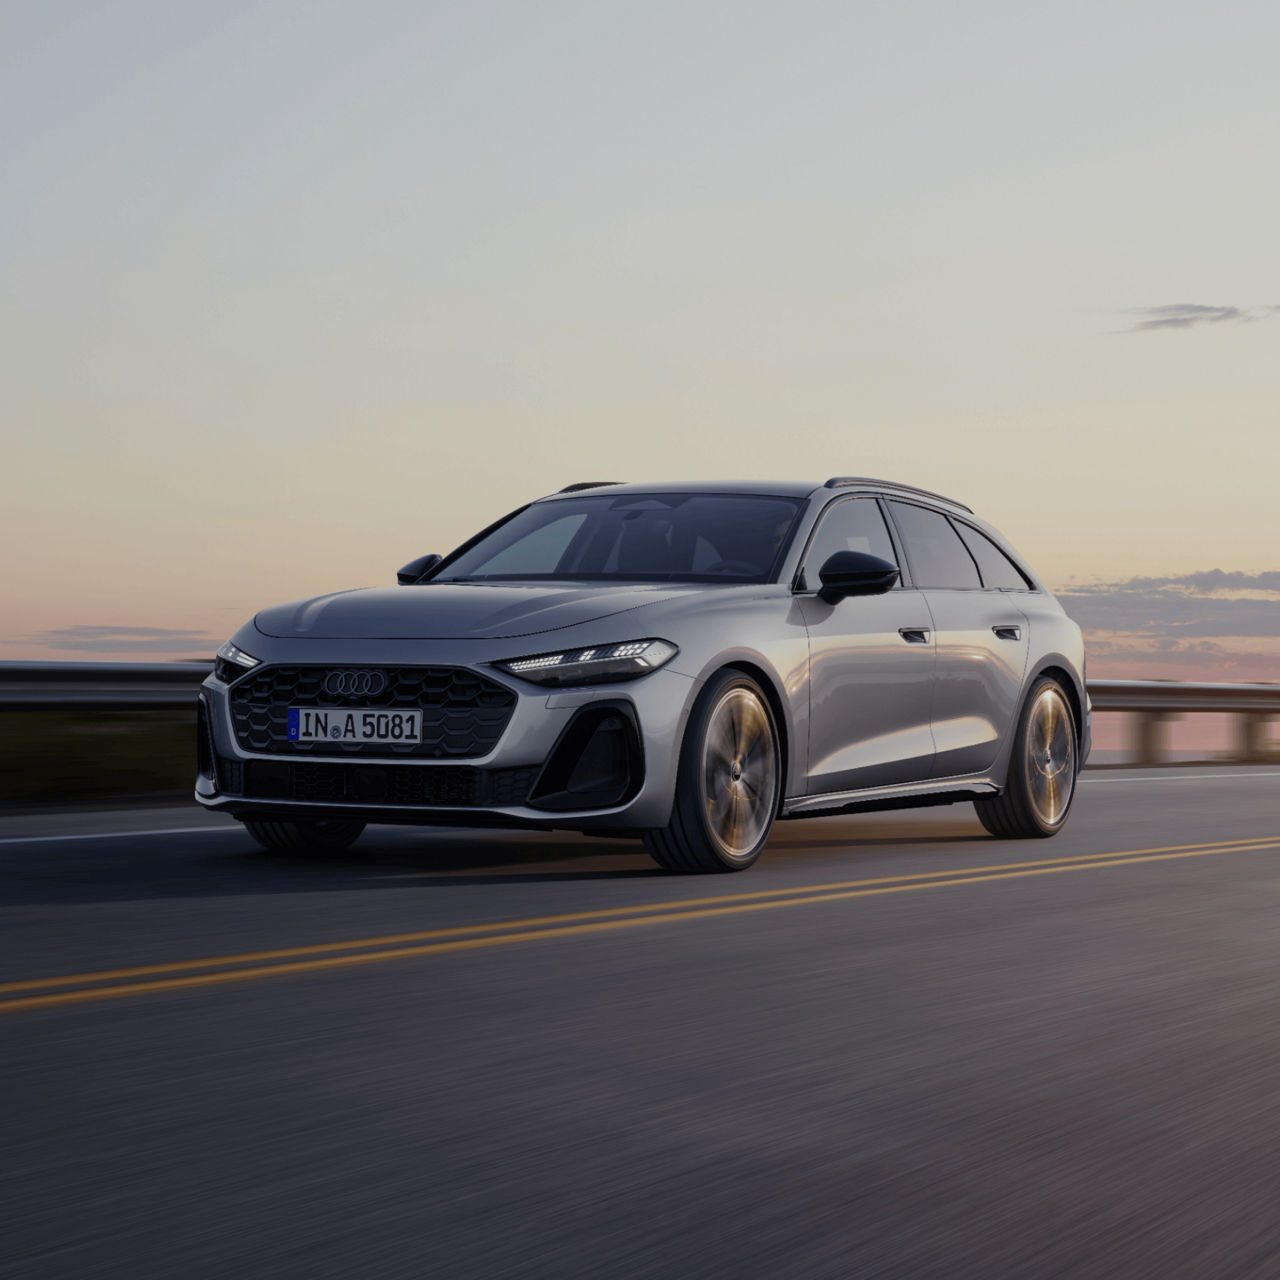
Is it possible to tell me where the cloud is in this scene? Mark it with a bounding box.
[39,626,219,654]
[1080,636,1280,683]
[1058,570,1280,638]
[1124,303,1280,332]
[1074,569,1280,594]
[1083,636,1233,668]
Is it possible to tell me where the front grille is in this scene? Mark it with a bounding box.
[235,760,539,807]
[229,666,516,758]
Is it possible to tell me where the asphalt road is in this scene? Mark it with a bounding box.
[3,769,1280,1279]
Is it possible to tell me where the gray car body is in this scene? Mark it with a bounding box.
[196,479,1090,831]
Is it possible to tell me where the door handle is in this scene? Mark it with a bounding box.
[992,625,1022,641]
[898,627,931,644]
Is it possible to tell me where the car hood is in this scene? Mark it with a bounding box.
[253,583,698,641]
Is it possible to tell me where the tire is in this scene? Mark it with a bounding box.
[643,670,781,873]
[242,818,367,853]
[975,676,1079,839]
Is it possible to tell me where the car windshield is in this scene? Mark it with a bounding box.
[435,493,805,584]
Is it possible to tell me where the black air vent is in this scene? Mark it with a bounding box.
[240,761,538,807]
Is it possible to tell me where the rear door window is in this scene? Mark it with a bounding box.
[887,501,981,589]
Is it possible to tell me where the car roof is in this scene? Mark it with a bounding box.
[538,478,971,512]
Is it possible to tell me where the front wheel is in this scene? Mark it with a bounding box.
[974,676,1079,838]
[242,818,367,853]
[643,670,781,873]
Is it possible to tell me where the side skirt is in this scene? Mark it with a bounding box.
[780,776,999,820]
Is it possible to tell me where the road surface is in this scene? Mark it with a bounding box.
[3,768,1280,1278]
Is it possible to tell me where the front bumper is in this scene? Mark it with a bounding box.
[195,641,695,833]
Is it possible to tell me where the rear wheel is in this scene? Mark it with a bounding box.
[975,676,1078,838]
[643,670,781,873]
[242,818,366,853]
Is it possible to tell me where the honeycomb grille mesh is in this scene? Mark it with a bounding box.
[229,665,515,758]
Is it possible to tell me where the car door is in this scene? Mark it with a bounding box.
[797,496,936,794]
[884,500,1030,780]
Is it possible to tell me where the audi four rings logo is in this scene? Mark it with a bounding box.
[323,669,388,698]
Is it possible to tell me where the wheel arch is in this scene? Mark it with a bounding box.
[718,658,792,800]
[1025,658,1085,744]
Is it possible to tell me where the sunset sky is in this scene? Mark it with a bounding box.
[3,1,1278,678]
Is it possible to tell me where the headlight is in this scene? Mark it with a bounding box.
[215,641,261,684]
[494,639,678,687]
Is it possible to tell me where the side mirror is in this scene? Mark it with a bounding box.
[397,553,442,585]
[817,551,900,603]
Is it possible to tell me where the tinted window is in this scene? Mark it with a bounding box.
[887,501,981,589]
[803,498,898,589]
[471,513,589,576]
[436,493,803,583]
[954,523,1032,590]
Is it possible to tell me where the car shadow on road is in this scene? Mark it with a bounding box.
[766,834,983,850]
[249,811,989,879]
[0,812,993,906]
[0,828,663,905]
[251,834,666,885]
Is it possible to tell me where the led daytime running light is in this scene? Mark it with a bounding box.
[216,641,261,672]
[497,639,678,686]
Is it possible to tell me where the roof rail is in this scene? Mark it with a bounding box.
[823,476,972,513]
[557,481,623,493]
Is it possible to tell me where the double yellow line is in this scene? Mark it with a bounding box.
[3,834,1277,1015]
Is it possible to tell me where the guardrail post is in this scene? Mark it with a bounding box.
[1231,713,1274,764]
[1128,711,1177,766]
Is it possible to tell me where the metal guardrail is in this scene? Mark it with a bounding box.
[0,661,214,710]
[0,664,1276,763]
[1088,678,1280,764]
[1088,679,1280,714]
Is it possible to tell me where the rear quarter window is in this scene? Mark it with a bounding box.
[953,522,1033,590]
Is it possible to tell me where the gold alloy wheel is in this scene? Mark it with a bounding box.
[1025,684,1077,828]
[700,687,778,858]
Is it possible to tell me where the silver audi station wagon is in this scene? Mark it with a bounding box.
[197,478,1089,872]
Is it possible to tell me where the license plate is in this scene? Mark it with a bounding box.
[288,707,423,745]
